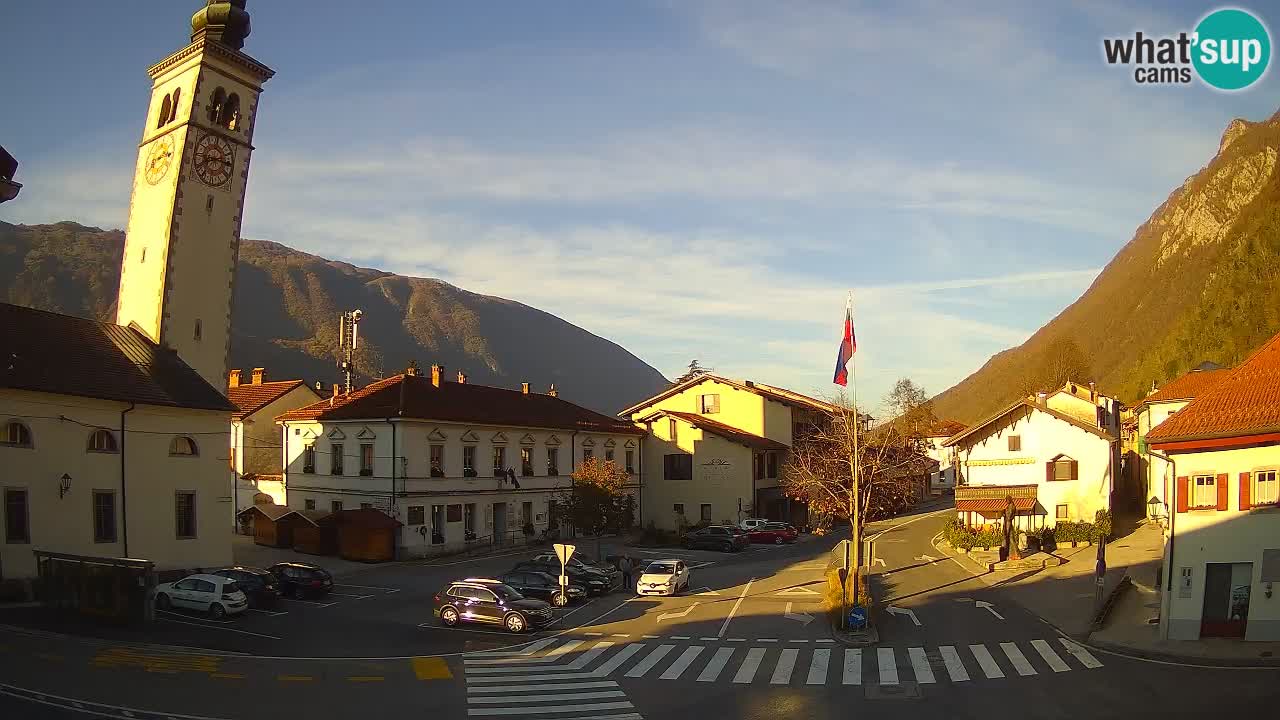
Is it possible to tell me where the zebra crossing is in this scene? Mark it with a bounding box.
[468,636,1104,689]
[462,637,644,719]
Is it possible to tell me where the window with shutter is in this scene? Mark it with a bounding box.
[1215,473,1229,511]
[1191,474,1217,509]
[1240,472,1252,511]
[1251,469,1278,507]
[1176,476,1189,513]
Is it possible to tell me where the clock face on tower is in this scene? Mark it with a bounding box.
[144,135,175,185]
[192,132,235,188]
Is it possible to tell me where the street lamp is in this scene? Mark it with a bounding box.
[59,473,72,499]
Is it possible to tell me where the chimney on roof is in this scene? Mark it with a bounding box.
[548,384,557,397]
[1089,381,1096,402]
[457,371,467,384]
[228,369,242,388]
[251,368,265,385]
[405,360,420,377]
[315,380,325,393]
[431,364,444,387]
[521,382,530,395]
[1036,392,1048,407]
[332,384,340,399]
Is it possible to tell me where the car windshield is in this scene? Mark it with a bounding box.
[490,584,523,601]
[645,563,676,575]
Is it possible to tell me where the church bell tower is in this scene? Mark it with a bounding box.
[116,1,273,390]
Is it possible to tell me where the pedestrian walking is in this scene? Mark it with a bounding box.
[620,555,634,591]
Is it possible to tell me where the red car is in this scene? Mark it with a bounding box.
[748,522,798,545]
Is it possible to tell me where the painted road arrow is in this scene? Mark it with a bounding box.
[872,558,887,567]
[657,602,700,622]
[886,605,922,626]
[783,602,814,625]
[975,600,1005,620]
[691,587,721,596]
[914,554,937,562]
[774,586,821,597]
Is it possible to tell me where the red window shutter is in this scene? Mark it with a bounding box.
[1070,460,1079,481]
[1176,476,1189,513]
[1216,473,1229,511]
[1240,472,1252,511]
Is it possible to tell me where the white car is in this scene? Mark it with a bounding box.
[635,560,690,596]
[154,573,248,618]
[740,518,769,531]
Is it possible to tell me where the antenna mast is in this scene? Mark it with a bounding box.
[338,309,363,394]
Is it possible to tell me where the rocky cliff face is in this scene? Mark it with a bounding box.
[0,222,669,414]
[933,110,1280,423]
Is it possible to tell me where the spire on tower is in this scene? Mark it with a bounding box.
[191,1,252,50]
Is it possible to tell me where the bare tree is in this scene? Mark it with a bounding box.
[885,377,936,437]
[1019,337,1092,396]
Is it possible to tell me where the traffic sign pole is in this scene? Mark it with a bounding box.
[553,543,576,602]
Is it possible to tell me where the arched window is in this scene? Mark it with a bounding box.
[3,421,32,448]
[208,87,227,125]
[222,93,241,131]
[169,436,199,457]
[157,94,172,129]
[167,87,181,124]
[88,429,118,453]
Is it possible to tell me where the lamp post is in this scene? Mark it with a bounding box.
[59,473,72,499]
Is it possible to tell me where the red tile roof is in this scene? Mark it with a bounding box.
[228,380,313,421]
[0,303,234,411]
[927,419,968,438]
[276,373,644,435]
[1139,368,1231,406]
[1147,332,1280,443]
[944,399,1114,448]
[659,411,789,451]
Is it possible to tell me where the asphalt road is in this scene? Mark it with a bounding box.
[2,509,1278,719]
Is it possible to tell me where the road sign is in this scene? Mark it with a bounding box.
[837,567,849,585]
[848,605,867,630]
[833,539,852,570]
[553,543,575,595]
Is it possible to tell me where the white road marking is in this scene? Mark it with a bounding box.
[156,617,281,640]
[876,648,898,685]
[842,649,862,685]
[660,646,705,680]
[969,644,1005,678]
[466,637,558,658]
[326,591,374,599]
[657,602,700,622]
[592,643,645,677]
[331,582,400,591]
[611,634,630,638]
[699,637,719,641]
[757,638,778,643]
[468,690,627,704]
[787,639,809,644]
[1031,639,1070,672]
[468,681,617,693]
[625,644,674,678]
[585,632,604,637]
[671,636,691,640]
[698,647,736,682]
[277,597,339,608]
[564,642,614,670]
[245,608,288,617]
[726,638,745,642]
[466,671,600,683]
[1000,642,1037,676]
[939,646,969,682]
[908,647,935,684]
[718,577,755,638]
[641,635,659,639]
[733,648,766,683]
[773,586,821,596]
[465,640,583,667]
[770,648,799,684]
[806,648,830,685]
[1059,638,1104,669]
[467,701,634,716]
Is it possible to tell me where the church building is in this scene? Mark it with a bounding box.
[0,1,272,583]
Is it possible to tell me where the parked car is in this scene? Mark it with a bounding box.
[748,522,799,545]
[739,518,769,531]
[495,571,586,607]
[433,580,554,633]
[512,559,616,595]
[635,560,690,597]
[683,525,751,552]
[206,566,280,609]
[530,552,614,573]
[266,562,333,598]
[154,573,248,619]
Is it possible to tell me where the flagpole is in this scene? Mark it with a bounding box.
[848,291,861,605]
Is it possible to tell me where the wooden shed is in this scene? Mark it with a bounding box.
[336,508,403,563]
[237,504,295,547]
[287,511,338,556]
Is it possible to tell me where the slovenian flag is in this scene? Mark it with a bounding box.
[833,304,856,386]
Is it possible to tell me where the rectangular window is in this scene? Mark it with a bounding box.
[93,491,116,543]
[766,451,779,479]
[1193,474,1217,508]
[546,448,559,476]
[330,443,344,475]
[1052,459,1077,481]
[663,454,693,480]
[584,448,594,461]
[669,418,678,442]
[446,503,462,523]
[303,445,316,473]
[1055,504,1069,521]
[175,492,196,539]
[521,447,534,476]
[331,500,344,513]
[408,505,425,525]
[304,499,316,511]
[5,489,29,544]
[360,443,374,476]
[605,449,614,463]
[1008,435,1021,452]
[430,444,445,477]
[1253,470,1279,506]
[673,503,684,515]
[700,504,712,522]
[464,504,476,534]
[700,394,720,414]
[625,450,635,473]
[431,505,445,543]
[360,502,373,510]
[492,446,505,476]
[463,446,476,476]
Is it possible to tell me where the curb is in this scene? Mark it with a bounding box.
[828,619,879,647]
[1086,636,1280,669]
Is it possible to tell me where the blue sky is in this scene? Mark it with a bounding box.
[3,1,1277,414]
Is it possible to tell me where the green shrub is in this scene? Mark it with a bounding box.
[1094,509,1113,540]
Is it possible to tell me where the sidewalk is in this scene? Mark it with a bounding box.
[229,533,539,578]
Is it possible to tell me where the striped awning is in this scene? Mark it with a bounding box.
[955,496,1037,513]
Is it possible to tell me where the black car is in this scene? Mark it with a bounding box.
[207,566,280,609]
[266,562,333,598]
[683,525,751,552]
[433,580,553,633]
[511,559,613,595]
[497,570,587,607]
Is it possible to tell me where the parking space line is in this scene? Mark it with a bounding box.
[327,592,375,599]
[278,675,313,682]
[277,597,339,608]
[419,623,539,637]
[331,583,400,592]
[157,610,235,625]
[158,617,282,640]
[717,578,754,638]
[246,608,288,617]
[210,673,244,680]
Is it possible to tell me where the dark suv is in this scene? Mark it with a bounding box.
[683,525,751,552]
[433,580,553,633]
[511,559,613,595]
[497,570,587,607]
[266,562,333,598]
[207,566,280,609]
